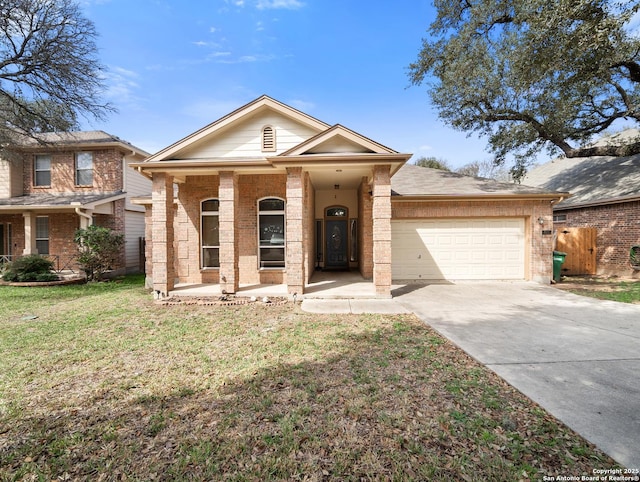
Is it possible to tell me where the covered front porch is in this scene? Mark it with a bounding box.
[168,270,379,299]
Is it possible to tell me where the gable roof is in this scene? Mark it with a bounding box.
[145,95,331,162]
[15,131,149,159]
[524,130,640,209]
[392,164,565,200]
[280,124,398,156]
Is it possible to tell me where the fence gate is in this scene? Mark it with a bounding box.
[555,226,597,275]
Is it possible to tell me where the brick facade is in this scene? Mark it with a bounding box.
[23,149,123,194]
[557,201,640,277]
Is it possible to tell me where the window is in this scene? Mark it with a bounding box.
[201,199,219,268]
[36,216,49,255]
[553,214,567,223]
[258,197,285,268]
[261,125,276,152]
[75,152,93,186]
[34,155,51,187]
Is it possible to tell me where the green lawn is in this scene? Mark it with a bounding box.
[561,278,640,304]
[0,276,618,480]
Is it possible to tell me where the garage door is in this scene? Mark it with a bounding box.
[392,218,525,280]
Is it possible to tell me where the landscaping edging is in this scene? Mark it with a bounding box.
[0,276,86,287]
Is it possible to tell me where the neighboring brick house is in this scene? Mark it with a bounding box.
[524,129,640,278]
[133,96,563,298]
[0,131,150,273]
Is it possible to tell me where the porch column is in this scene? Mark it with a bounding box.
[219,171,239,294]
[286,167,304,296]
[22,212,37,254]
[372,165,392,298]
[151,172,175,297]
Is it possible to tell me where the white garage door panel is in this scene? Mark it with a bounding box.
[392,219,525,280]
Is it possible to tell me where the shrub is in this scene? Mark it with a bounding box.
[74,225,124,281]
[2,255,58,282]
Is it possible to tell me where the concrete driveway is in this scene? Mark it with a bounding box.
[394,281,640,470]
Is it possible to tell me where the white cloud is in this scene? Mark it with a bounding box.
[103,66,143,108]
[216,53,276,64]
[210,26,218,33]
[256,0,304,10]
[418,144,433,152]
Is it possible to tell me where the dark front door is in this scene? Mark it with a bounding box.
[0,225,4,256]
[325,220,348,269]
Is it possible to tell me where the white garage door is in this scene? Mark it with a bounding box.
[392,218,525,280]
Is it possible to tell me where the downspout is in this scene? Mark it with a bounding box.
[75,207,93,228]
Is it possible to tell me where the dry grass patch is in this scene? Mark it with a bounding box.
[0,278,619,480]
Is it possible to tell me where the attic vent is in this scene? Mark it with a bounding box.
[262,126,276,152]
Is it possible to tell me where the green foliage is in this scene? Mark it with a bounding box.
[413,156,452,170]
[74,225,124,281]
[409,0,640,179]
[1,254,57,282]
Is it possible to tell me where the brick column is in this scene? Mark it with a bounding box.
[151,172,175,297]
[219,171,239,294]
[286,167,304,295]
[372,165,392,297]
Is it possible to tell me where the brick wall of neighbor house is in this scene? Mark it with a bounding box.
[48,212,80,270]
[392,199,554,282]
[23,148,124,194]
[0,214,25,255]
[558,200,640,277]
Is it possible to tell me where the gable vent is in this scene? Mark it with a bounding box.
[262,125,276,152]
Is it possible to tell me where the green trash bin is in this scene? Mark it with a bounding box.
[553,251,567,282]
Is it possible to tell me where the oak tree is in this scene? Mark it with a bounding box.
[0,0,112,148]
[409,0,640,178]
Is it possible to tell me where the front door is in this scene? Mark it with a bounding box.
[325,219,348,269]
[0,225,4,257]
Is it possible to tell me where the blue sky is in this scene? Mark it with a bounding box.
[80,0,492,168]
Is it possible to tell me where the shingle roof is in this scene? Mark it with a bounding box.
[0,191,124,208]
[391,164,558,198]
[14,131,150,157]
[523,130,640,209]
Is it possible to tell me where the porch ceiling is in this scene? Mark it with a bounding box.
[307,165,372,190]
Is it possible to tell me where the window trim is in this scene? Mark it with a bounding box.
[258,196,286,269]
[34,154,51,187]
[201,198,220,269]
[75,151,93,186]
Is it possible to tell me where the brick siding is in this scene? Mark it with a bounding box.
[557,201,640,277]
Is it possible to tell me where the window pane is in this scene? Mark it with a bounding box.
[76,152,93,170]
[202,216,219,246]
[202,199,219,212]
[259,215,284,245]
[36,217,49,239]
[35,171,51,186]
[202,247,219,268]
[35,155,51,170]
[36,240,49,255]
[260,247,285,267]
[76,169,92,185]
[259,198,284,211]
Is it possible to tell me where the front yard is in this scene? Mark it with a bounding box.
[0,276,618,480]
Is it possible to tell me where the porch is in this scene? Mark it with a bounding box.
[169,270,379,299]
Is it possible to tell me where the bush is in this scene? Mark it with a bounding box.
[2,255,58,282]
[74,225,124,281]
